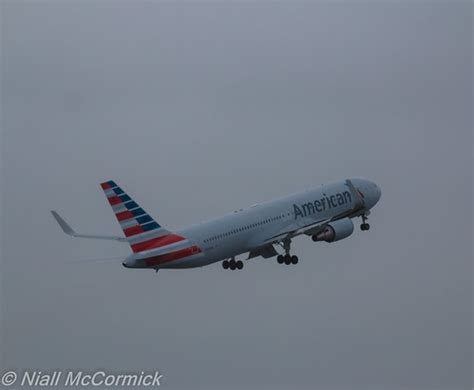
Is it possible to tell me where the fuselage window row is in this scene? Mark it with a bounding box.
[204,214,286,243]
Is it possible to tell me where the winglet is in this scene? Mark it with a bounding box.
[51,210,76,236]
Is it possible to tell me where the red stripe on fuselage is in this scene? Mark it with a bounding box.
[131,234,185,253]
[144,245,201,267]
[124,225,144,237]
[116,210,134,221]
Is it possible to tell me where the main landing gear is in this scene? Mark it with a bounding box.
[360,214,370,231]
[277,254,298,265]
[277,239,299,265]
[222,258,243,271]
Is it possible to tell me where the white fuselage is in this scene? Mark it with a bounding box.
[126,178,381,269]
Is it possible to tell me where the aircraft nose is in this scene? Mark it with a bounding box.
[374,183,382,202]
[122,261,128,268]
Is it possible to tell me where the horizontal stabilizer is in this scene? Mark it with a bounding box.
[51,210,128,242]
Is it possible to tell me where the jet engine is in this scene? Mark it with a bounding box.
[312,218,354,243]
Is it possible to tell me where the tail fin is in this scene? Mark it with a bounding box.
[100,180,186,253]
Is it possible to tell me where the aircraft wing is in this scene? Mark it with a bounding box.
[259,218,330,246]
[247,244,279,260]
[51,210,128,242]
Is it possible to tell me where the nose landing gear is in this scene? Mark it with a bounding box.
[360,214,370,231]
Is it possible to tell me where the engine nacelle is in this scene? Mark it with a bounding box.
[312,218,354,243]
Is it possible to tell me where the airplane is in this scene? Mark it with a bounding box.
[51,177,381,272]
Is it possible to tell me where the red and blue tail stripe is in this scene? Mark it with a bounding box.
[100,180,193,254]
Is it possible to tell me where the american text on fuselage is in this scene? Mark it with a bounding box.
[293,190,352,219]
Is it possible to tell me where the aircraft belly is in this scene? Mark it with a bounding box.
[158,253,215,269]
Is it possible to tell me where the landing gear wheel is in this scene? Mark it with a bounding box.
[222,260,229,269]
[236,260,243,270]
[277,255,284,264]
[360,214,370,231]
[229,260,236,270]
[284,255,292,265]
[291,255,299,265]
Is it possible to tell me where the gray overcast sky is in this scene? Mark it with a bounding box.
[1,1,472,389]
